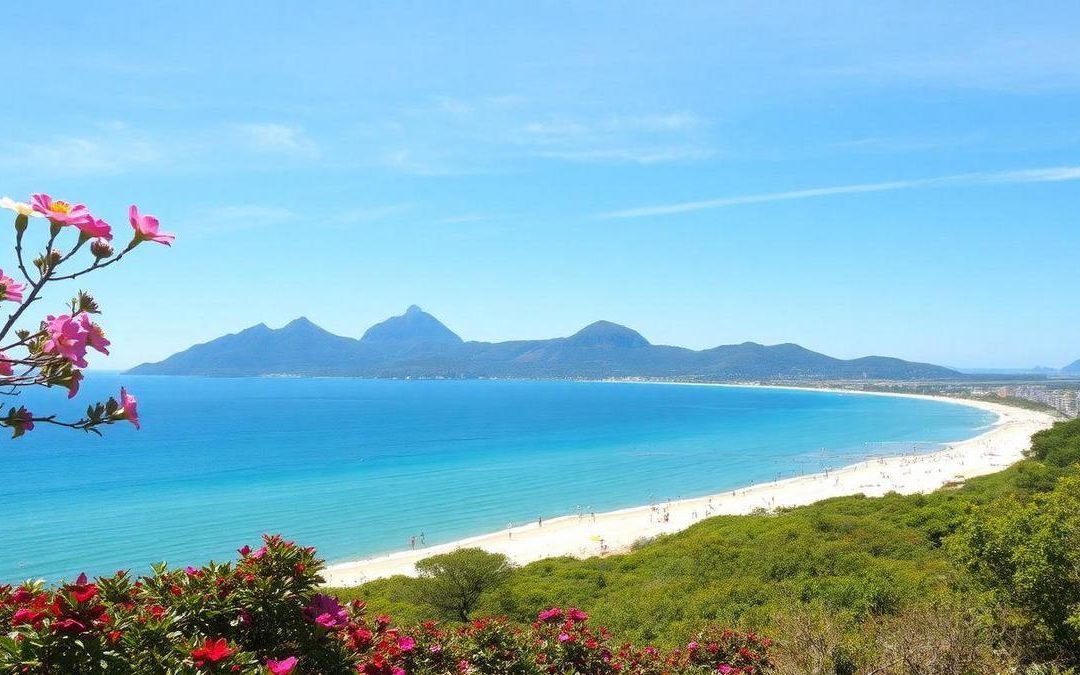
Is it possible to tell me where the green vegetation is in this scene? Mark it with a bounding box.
[414,548,514,621]
[331,418,1080,671]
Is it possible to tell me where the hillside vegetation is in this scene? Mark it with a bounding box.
[332,418,1080,672]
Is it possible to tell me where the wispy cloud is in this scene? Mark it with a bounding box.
[368,97,714,173]
[182,205,299,233]
[182,202,411,235]
[234,123,318,156]
[432,213,499,225]
[599,166,1080,219]
[333,204,412,224]
[0,123,161,175]
[0,121,322,178]
[517,112,710,165]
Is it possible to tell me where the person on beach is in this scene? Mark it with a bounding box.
[419,532,425,545]
[410,536,415,550]
[538,516,543,527]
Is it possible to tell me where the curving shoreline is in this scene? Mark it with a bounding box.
[323,387,1056,587]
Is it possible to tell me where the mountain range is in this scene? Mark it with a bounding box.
[128,305,963,381]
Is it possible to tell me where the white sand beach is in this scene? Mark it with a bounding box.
[323,389,1056,587]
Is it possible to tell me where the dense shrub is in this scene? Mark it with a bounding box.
[0,535,771,674]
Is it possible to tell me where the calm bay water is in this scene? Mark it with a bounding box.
[1,376,995,582]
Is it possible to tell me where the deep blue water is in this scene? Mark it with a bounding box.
[0,376,995,583]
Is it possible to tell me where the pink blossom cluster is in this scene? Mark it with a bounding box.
[0,191,174,437]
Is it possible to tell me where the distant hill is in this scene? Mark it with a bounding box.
[128,306,961,380]
[1063,359,1080,376]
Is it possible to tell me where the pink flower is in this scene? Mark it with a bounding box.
[43,314,89,367]
[717,665,734,674]
[0,269,25,303]
[0,352,13,377]
[31,193,92,226]
[78,314,110,356]
[8,407,34,438]
[238,545,251,556]
[314,614,338,629]
[304,593,348,629]
[266,656,298,674]
[538,607,563,623]
[129,205,174,246]
[398,636,416,651]
[558,632,571,642]
[251,545,267,560]
[120,387,140,429]
[77,216,113,241]
[566,608,589,622]
[66,371,83,399]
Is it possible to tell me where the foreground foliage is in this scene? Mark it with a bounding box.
[0,535,770,674]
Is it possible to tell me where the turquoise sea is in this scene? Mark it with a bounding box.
[1,376,996,583]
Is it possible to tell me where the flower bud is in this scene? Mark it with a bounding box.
[33,250,63,275]
[14,214,27,233]
[90,238,114,259]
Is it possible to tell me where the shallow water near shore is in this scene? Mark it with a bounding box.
[1,376,995,583]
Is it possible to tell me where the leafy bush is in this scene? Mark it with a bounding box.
[0,535,772,674]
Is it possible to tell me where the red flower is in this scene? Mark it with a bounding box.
[11,607,46,628]
[68,573,98,603]
[191,638,235,667]
[52,617,88,633]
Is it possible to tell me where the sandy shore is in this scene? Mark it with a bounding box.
[323,388,1055,587]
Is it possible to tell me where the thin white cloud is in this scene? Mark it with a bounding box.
[182,202,411,235]
[333,204,412,224]
[599,165,1080,219]
[183,205,299,233]
[235,123,318,156]
[432,213,498,224]
[0,123,161,175]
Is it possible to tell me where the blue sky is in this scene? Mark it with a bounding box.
[2,2,1078,369]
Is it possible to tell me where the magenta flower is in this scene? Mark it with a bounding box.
[120,387,140,429]
[398,636,416,651]
[77,216,113,241]
[66,371,83,399]
[0,269,25,303]
[538,607,563,623]
[31,194,92,226]
[78,314,111,356]
[0,352,13,377]
[566,607,589,622]
[129,205,174,246]
[8,407,34,437]
[303,593,348,629]
[43,314,90,367]
[266,656,298,674]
